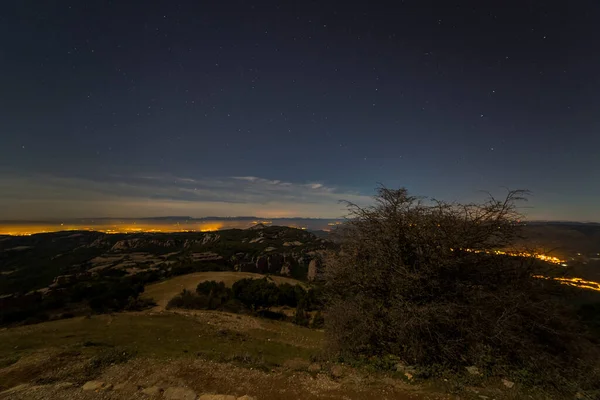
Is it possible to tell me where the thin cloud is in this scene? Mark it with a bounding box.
[0,172,372,219]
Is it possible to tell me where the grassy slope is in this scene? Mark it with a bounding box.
[0,310,557,400]
[143,271,307,310]
[0,311,453,400]
[0,312,321,364]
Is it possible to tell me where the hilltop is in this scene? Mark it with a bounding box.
[0,226,331,326]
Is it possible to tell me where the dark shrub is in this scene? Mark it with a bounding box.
[278,283,305,307]
[302,287,324,311]
[166,289,210,310]
[293,303,310,327]
[325,187,600,393]
[124,296,156,311]
[196,280,232,309]
[196,280,227,295]
[232,278,280,310]
[311,311,325,329]
[257,309,287,321]
[220,298,247,314]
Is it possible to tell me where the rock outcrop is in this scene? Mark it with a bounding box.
[256,256,268,273]
[268,254,284,273]
[280,263,291,276]
[308,258,321,281]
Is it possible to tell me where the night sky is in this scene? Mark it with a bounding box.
[1,1,599,221]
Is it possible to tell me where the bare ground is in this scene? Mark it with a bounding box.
[0,356,447,400]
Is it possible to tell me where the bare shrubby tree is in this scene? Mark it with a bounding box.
[325,187,598,391]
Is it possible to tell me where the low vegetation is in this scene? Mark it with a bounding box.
[325,187,600,396]
[0,226,327,326]
[166,278,325,327]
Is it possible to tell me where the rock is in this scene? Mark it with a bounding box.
[501,378,515,389]
[54,382,75,390]
[308,363,321,373]
[256,256,268,273]
[82,381,111,391]
[283,241,303,246]
[307,259,321,281]
[141,386,163,396]
[113,382,139,392]
[264,247,277,252]
[466,366,481,375]
[280,263,291,276]
[237,262,256,273]
[395,362,407,372]
[164,387,197,400]
[51,274,75,288]
[202,234,220,245]
[395,363,417,376]
[267,254,284,273]
[330,365,344,378]
[0,384,35,396]
[237,396,257,400]
[198,395,237,400]
[248,223,267,230]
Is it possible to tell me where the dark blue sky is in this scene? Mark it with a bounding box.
[1,1,599,220]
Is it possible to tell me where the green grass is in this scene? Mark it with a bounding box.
[0,312,322,368]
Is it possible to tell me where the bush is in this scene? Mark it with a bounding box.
[293,303,310,327]
[196,280,227,296]
[166,289,210,310]
[232,278,280,310]
[278,283,306,307]
[311,311,325,329]
[303,287,324,311]
[124,296,156,311]
[220,298,247,314]
[257,309,287,320]
[325,187,600,393]
[196,280,232,309]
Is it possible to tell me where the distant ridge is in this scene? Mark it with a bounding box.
[247,223,268,230]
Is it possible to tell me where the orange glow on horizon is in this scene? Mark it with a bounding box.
[199,223,224,232]
[2,222,600,293]
[0,219,278,236]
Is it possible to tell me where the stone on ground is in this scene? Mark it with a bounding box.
[466,366,481,375]
[330,365,344,378]
[82,381,112,391]
[54,382,74,390]
[164,386,197,400]
[113,382,140,392]
[141,386,163,396]
[501,378,515,388]
[198,395,237,400]
[237,396,257,400]
[307,363,321,372]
